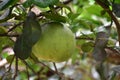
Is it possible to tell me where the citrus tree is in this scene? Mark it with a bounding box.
[0,0,120,80]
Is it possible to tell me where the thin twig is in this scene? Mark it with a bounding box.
[8,22,23,32]
[0,22,23,37]
[76,36,94,40]
[30,56,57,74]
[53,62,63,79]
[13,57,18,79]
[30,56,65,78]
[38,61,57,74]
[8,55,15,72]
[1,55,15,80]
[0,33,19,37]
[53,62,58,73]
[26,65,30,80]
[0,22,14,26]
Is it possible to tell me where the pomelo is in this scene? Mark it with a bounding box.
[32,22,76,62]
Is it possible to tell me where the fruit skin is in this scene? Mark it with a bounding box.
[32,22,76,62]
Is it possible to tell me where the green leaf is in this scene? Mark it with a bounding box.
[80,5,102,18]
[24,12,42,45]
[14,11,41,60]
[115,0,120,3]
[16,71,27,79]
[43,12,66,22]
[71,48,80,64]
[80,4,110,23]
[0,37,13,53]
[1,52,9,58]
[29,63,40,72]
[81,42,93,52]
[33,0,59,8]
[22,0,33,8]
[67,12,80,20]
[0,27,6,34]
[14,35,32,59]
[6,55,14,63]
[57,2,72,12]
[0,0,18,10]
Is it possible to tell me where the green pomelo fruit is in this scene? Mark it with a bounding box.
[32,22,76,62]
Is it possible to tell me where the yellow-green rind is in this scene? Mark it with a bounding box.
[32,22,76,62]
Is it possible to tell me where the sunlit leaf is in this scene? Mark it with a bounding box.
[67,12,80,20]
[16,71,27,80]
[80,4,110,24]
[43,12,66,22]
[6,55,14,63]
[57,2,72,12]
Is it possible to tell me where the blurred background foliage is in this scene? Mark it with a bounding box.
[0,0,120,80]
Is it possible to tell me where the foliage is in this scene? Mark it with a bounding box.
[0,0,120,80]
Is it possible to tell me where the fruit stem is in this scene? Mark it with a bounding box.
[53,62,58,73]
[53,62,64,79]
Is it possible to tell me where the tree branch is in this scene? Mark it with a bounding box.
[8,22,23,32]
[0,22,22,37]
[95,0,120,45]
[0,33,19,37]
[76,36,94,40]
